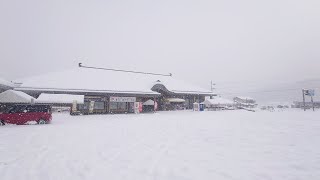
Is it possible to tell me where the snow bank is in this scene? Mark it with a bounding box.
[0,110,319,180]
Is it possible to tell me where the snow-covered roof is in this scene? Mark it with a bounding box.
[15,68,159,95]
[36,93,84,104]
[153,78,214,95]
[143,99,155,106]
[202,97,234,105]
[235,96,254,100]
[15,68,213,96]
[0,90,35,103]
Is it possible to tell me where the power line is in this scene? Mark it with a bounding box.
[78,63,172,77]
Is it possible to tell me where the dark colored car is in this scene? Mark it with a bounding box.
[0,105,52,125]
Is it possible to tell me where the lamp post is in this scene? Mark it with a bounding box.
[302,89,306,111]
[210,81,216,99]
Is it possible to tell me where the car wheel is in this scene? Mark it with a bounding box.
[38,119,47,125]
[0,120,5,126]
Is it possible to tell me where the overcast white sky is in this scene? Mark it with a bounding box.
[0,0,319,90]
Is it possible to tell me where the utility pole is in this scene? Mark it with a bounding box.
[210,81,216,92]
[210,81,215,99]
[311,95,315,111]
[302,89,306,111]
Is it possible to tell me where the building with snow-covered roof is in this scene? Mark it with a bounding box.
[14,67,215,114]
[291,101,320,109]
[151,79,214,110]
[233,96,257,109]
[202,97,235,111]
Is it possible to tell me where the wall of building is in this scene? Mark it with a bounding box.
[75,95,158,115]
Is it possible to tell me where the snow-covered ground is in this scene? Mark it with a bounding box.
[1,110,320,180]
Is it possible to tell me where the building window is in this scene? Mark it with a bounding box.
[110,102,127,111]
[94,102,105,110]
[118,102,127,110]
[110,102,118,110]
[78,102,90,110]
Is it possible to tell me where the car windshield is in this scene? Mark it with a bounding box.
[2,105,51,113]
[5,105,27,113]
[4,107,13,113]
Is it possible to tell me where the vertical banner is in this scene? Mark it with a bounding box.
[72,100,77,112]
[89,101,95,113]
[139,102,143,113]
[134,102,140,114]
[193,103,200,111]
[154,102,158,111]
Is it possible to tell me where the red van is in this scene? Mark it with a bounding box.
[0,105,52,125]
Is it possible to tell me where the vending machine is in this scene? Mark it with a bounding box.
[193,103,200,111]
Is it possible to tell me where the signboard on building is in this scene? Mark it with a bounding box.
[110,96,136,102]
[304,89,315,96]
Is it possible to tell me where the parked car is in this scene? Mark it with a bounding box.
[0,104,52,125]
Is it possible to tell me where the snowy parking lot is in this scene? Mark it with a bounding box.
[1,110,320,180]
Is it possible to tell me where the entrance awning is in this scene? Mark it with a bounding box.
[165,98,186,103]
[143,99,155,106]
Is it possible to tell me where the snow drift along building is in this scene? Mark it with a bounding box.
[13,68,214,114]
